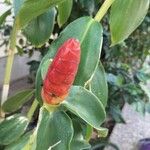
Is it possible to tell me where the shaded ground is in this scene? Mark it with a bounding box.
[105,104,150,150]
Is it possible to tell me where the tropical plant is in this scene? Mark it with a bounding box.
[0,0,149,149]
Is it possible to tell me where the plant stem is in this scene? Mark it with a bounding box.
[94,0,115,22]
[85,124,93,141]
[27,99,38,122]
[0,21,18,117]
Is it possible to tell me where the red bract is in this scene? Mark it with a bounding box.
[42,38,81,105]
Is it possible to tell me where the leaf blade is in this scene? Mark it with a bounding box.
[5,131,32,150]
[57,0,73,27]
[2,89,34,113]
[16,0,64,29]
[23,8,56,47]
[61,86,106,130]
[35,17,103,104]
[35,108,73,150]
[91,61,108,107]
[0,115,28,145]
[0,9,11,26]
[110,0,149,45]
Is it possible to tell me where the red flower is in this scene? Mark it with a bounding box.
[42,38,80,105]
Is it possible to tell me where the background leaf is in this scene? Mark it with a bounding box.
[91,61,108,107]
[16,0,64,29]
[110,0,149,45]
[110,105,125,123]
[0,115,28,145]
[5,131,32,150]
[2,89,34,113]
[13,0,56,47]
[61,86,106,130]
[35,17,103,103]
[35,108,73,150]
[0,9,11,26]
[57,0,73,27]
[23,8,56,47]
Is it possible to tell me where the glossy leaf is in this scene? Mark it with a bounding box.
[41,59,52,80]
[35,17,103,103]
[35,108,73,150]
[16,0,64,29]
[0,115,28,145]
[13,0,56,46]
[91,61,108,107]
[23,8,56,47]
[0,9,11,26]
[35,66,43,105]
[5,131,32,150]
[70,120,91,150]
[45,17,103,86]
[2,89,34,113]
[110,0,149,45]
[61,86,106,130]
[57,0,73,27]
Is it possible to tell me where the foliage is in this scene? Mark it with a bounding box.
[104,10,150,121]
[0,0,149,149]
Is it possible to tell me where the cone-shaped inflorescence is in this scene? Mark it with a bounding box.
[42,38,80,105]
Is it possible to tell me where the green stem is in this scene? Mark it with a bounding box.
[85,124,93,141]
[27,99,38,122]
[94,0,115,22]
[0,21,18,117]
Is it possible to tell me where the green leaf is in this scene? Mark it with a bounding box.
[136,70,150,82]
[0,9,11,26]
[35,17,103,103]
[46,17,103,86]
[0,115,28,145]
[70,120,91,150]
[107,73,124,87]
[131,101,146,116]
[41,59,52,80]
[91,61,108,107]
[140,83,150,101]
[5,131,32,150]
[2,89,34,113]
[16,0,64,29]
[61,86,106,130]
[57,0,73,27]
[110,105,125,123]
[110,0,149,45]
[35,67,43,105]
[23,8,56,47]
[35,108,73,150]
[16,45,24,56]
[13,0,56,46]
